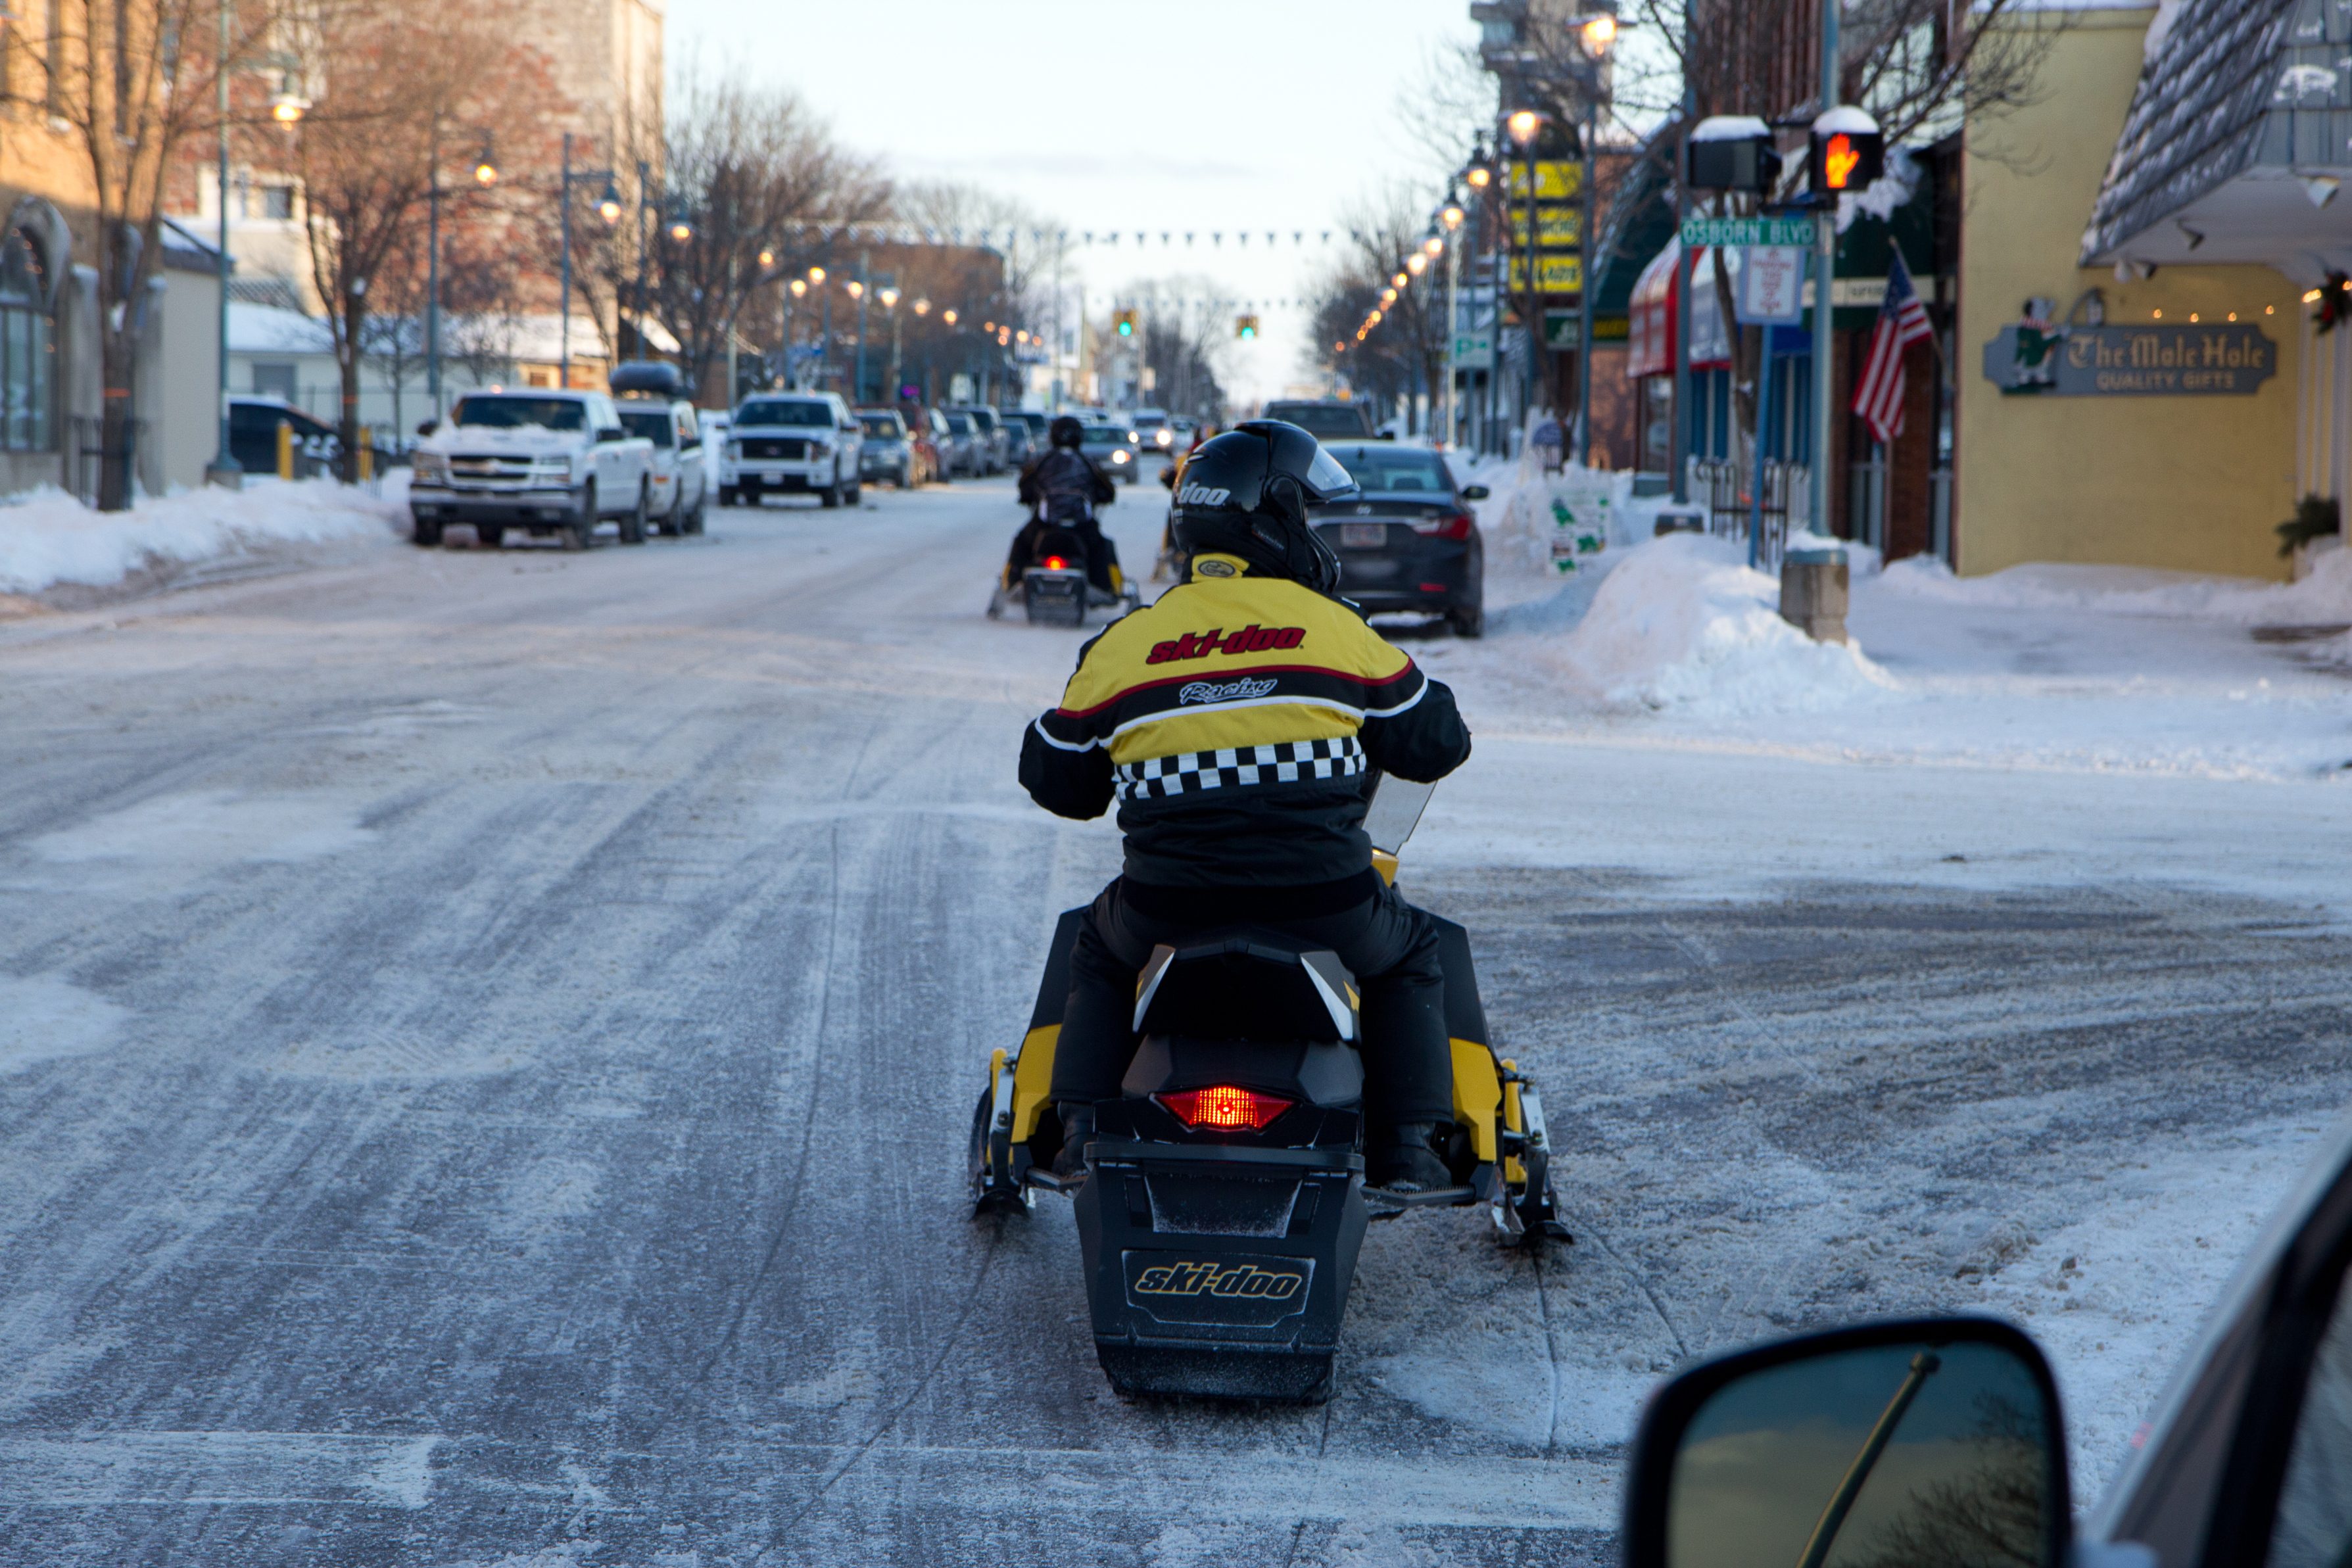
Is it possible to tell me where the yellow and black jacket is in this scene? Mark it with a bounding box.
[1020,552,1471,899]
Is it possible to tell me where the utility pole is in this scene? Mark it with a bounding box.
[426,124,441,417]
[852,249,870,402]
[1575,99,1598,463]
[1810,0,1842,538]
[559,133,573,387]
[206,0,239,486]
[725,254,738,403]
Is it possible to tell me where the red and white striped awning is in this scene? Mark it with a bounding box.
[1627,239,1733,380]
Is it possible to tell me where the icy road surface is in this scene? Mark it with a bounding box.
[3,481,2350,1566]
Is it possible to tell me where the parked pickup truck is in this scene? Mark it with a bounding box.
[409,390,656,550]
[718,391,862,509]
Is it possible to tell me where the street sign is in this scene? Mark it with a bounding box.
[1504,161,1583,200]
[1507,206,1584,248]
[1735,246,1806,325]
[1678,216,1817,248]
[1506,254,1583,293]
[1451,331,1494,369]
[1543,311,1580,349]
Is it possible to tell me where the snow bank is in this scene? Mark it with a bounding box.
[0,480,402,595]
[1879,550,2352,626]
[1543,533,1898,715]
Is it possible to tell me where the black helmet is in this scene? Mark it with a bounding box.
[1049,414,1084,449]
[1170,420,1360,592]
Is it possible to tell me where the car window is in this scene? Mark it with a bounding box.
[2270,1275,2352,1567]
[451,396,587,431]
[617,409,675,447]
[945,414,973,434]
[1324,446,1449,492]
[738,399,835,427]
[858,414,901,437]
[677,410,699,444]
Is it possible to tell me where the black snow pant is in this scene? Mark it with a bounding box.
[1048,876,1456,1132]
[1007,515,1118,596]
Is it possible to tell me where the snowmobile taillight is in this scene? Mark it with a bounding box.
[1044,554,1069,570]
[1156,1085,1293,1131]
[1410,512,1476,540]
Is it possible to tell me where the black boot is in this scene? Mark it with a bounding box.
[1369,1122,1451,1192]
[1052,1102,1096,1179]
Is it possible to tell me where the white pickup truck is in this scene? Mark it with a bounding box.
[409,390,656,550]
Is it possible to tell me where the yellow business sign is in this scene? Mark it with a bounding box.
[1507,206,1584,248]
[1507,254,1584,293]
[1503,161,1583,200]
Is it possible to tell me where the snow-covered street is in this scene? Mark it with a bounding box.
[3,481,2351,1566]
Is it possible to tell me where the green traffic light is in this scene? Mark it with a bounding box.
[1118,321,1133,337]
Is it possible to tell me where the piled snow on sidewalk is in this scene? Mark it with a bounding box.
[1537,533,1896,716]
[0,480,402,596]
[1879,549,2352,625]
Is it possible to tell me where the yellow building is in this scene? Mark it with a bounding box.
[1958,0,2324,580]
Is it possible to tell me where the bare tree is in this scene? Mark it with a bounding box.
[278,0,560,473]
[601,70,887,400]
[44,0,283,506]
[1304,187,1451,433]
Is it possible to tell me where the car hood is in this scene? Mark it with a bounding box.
[423,425,585,454]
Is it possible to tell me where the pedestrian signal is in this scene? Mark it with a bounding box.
[1808,114,1884,201]
[1236,314,1259,339]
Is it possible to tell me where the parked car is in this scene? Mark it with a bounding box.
[610,364,707,537]
[998,410,1037,466]
[1618,1110,2352,1568]
[228,397,341,479]
[932,408,984,478]
[1076,416,1138,484]
[408,390,655,550]
[856,408,917,487]
[1312,442,1489,636]
[1262,398,1381,440]
[953,405,1009,474]
[719,391,862,508]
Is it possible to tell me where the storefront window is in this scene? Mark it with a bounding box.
[0,226,56,452]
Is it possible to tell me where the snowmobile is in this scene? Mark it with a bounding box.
[968,773,1569,1404]
[986,521,1141,627]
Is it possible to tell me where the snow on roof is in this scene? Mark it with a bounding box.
[1813,106,1881,133]
[2080,0,2303,263]
[229,302,334,355]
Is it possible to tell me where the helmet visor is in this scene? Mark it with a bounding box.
[1301,444,1360,506]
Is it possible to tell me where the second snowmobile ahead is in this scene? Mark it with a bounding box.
[969,774,1568,1404]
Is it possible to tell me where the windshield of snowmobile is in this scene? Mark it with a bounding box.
[1362,772,1435,855]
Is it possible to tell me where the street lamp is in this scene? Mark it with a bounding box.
[943,309,957,326]
[1406,253,1428,277]
[427,127,498,419]
[271,92,308,124]
[558,134,620,388]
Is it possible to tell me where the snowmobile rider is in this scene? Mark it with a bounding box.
[1008,414,1120,596]
[1019,419,1473,1191]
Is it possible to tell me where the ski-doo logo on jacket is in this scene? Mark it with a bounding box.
[1175,482,1231,507]
[1145,624,1305,664]
[1178,677,1278,705]
[1132,1261,1304,1300]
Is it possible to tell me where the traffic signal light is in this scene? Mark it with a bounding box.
[1113,308,1137,337]
[1235,314,1259,339]
[1686,116,1781,194]
[1808,110,1884,201]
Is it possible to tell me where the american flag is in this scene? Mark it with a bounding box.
[1851,252,1934,445]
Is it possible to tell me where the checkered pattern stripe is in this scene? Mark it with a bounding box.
[1115,737,1365,800]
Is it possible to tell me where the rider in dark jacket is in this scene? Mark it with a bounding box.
[1019,421,1472,1189]
[1009,415,1119,594]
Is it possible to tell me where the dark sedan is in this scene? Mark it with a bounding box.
[1314,444,1491,637]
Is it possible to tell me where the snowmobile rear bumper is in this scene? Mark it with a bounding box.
[1074,1135,1366,1404]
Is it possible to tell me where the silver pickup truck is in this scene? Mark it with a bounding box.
[409,390,656,550]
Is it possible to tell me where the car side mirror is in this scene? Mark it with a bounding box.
[1460,484,1491,500]
[596,427,623,443]
[1621,1317,2071,1568]
[416,419,438,437]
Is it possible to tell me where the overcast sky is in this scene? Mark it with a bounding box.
[664,0,1485,402]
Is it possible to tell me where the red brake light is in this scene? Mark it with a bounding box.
[1156,1085,1293,1131]
[1043,554,1068,570]
[1410,513,1475,540]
